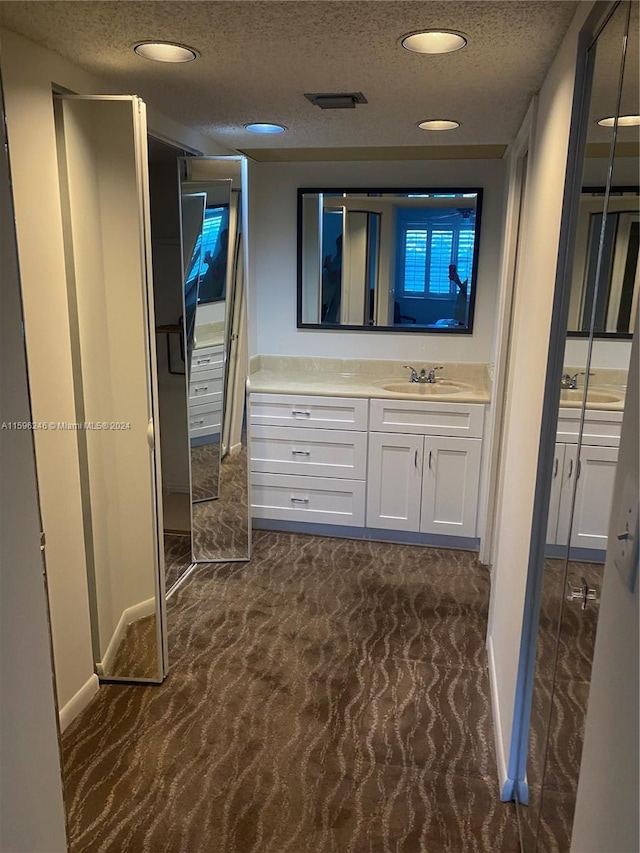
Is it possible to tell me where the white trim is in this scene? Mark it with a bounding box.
[95,597,156,677]
[58,673,100,733]
[487,634,510,795]
[480,95,538,566]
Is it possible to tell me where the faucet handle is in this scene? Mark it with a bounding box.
[404,365,419,382]
[427,365,444,382]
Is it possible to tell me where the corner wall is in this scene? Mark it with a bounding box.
[0,78,67,853]
[248,159,505,364]
[485,1,592,792]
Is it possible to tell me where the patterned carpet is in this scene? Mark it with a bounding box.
[61,531,519,852]
[192,449,249,562]
[518,559,602,852]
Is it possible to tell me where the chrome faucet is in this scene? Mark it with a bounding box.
[404,365,444,384]
[561,371,594,390]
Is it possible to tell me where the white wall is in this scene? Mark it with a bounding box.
[248,159,505,363]
[0,26,224,715]
[486,1,592,790]
[0,83,67,853]
[570,323,638,853]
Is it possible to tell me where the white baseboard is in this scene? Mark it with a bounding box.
[59,673,100,733]
[487,634,511,798]
[96,597,156,677]
[229,441,242,456]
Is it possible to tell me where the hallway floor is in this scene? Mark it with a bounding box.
[61,531,519,852]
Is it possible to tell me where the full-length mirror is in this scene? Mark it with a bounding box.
[180,156,251,563]
[515,2,637,850]
[298,189,482,332]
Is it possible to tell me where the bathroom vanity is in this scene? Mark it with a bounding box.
[249,357,491,545]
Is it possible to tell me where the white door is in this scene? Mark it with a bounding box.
[420,436,482,537]
[366,432,423,531]
[56,95,166,681]
[546,443,567,545]
[570,445,619,550]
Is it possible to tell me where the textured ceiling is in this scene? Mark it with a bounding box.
[0,0,583,153]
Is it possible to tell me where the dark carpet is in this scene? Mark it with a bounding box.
[61,531,519,852]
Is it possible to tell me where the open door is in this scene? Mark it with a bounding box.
[55,95,167,682]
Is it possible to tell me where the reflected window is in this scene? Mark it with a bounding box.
[185,205,230,304]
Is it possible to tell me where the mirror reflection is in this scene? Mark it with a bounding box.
[180,157,251,563]
[181,180,231,505]
[568,187,639,336]
[298,189,482,332]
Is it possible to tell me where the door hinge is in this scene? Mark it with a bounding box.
[40,531,46,552]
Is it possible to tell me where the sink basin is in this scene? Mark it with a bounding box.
[560,388,622,405]
[380,380,474,396]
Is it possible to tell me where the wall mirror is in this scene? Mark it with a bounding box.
[179,156,251,564]
[297,188,482,333]
[568,186,639,336]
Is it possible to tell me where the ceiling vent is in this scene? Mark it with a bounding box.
[304,92,368,110]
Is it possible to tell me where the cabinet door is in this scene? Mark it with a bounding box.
[546,443,567,545]
[366,432,423,531]
[420,437,481,537]
[570,445,619,550]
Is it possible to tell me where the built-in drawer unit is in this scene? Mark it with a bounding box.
[556,407,623,447]
[250,393,368,431]
[189,344,224,438]
[251,473,366,526]
[249,393,368,527]
[251,425,367,480]
[369,398,484,438]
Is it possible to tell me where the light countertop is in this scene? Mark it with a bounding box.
[249,356,493,404]
[194,322,225,349]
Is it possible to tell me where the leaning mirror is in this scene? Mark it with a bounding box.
[179,156,251,563]
[298,189,482,332]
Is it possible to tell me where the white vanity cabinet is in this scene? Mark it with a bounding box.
[188,343,224,438]
[366,399,484,537]
[250,394,368,526]
[547,408,622,551]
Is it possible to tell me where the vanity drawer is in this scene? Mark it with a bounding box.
[188,402,222,438]
[189,369,223,407]
[191,346,224,372]
[557,408,622,447]
[251,426,367,479]
[369,398,484,438]
[250,393,368,431]
[251,472,365,527]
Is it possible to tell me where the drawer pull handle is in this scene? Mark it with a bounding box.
[194,386,208,393]
[191,419,205,426]
[292,450,311,457]
[290,496,309,504]
[553,458,559,478]
[428,450,432,470]
[567,458,574,479]
[196,358,212,365]
[292,409,311,417]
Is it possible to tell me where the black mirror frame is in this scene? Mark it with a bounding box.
[296,186,484,334]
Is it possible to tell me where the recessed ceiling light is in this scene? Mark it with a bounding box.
[133,41,197,63]
[597,114,640,127]
[418,119,461,131]
[244,123,287,134]
[401,30,467,54]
